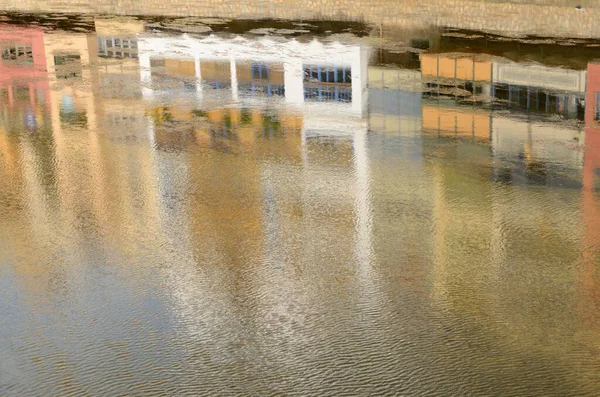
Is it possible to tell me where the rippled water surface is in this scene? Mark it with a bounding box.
[1,13,600,396]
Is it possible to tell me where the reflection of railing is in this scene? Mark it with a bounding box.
[238,83,285,97]
[304,84,352,102]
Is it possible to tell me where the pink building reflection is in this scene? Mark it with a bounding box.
[0,24,50,110]
[581,62,600,327]
[585,63,600,182]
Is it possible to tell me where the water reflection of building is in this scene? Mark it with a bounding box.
[409,55,493,143]
[368,67,422,136]
[0,25,50,132]
[43,30,99,136]
[2,17,600,386]
[94,18,145,134]
[492,62,586,119]
[95,18,141,60]
[368,51,589,334]
[0,20,158,263]
[411,51,588,187]
[133,33,377,343]
[585,62,600,193]
[580,62,600,327]
[419,52,587,120]
[137,35,370,115]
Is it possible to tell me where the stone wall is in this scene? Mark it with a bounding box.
[1,0,599,39]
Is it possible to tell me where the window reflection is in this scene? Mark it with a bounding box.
[1,43,33,64]
[303,66,352,102]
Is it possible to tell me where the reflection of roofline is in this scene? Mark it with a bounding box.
[493,62,587,93]
[138,34,364,66]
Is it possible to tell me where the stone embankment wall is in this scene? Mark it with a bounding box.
[0,0,599,38]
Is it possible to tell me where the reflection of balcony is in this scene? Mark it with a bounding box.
[491,112,585,190]
[489,62,587,120]
[59,110,87,128]
[105,113,143,125]
[492,156,583,189]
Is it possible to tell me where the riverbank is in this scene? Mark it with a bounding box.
[1,0,599,39]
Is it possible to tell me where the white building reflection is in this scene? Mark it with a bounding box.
[137,34,370,114]
[132,32,379,342]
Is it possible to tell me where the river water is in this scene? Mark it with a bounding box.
[1,13,600,396]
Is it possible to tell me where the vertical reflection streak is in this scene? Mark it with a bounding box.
[431,163,448,300]
[353,123,373,275]
[138,50,153,101]
[230,58,238,102]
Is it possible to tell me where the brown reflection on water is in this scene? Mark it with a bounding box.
[1,14,600,396]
